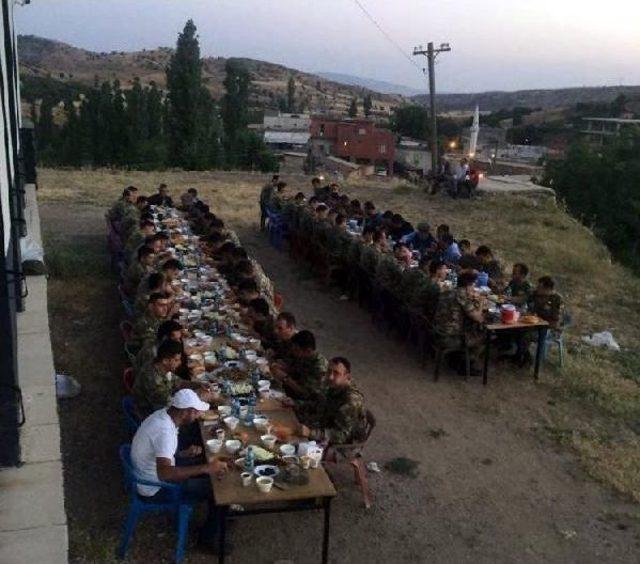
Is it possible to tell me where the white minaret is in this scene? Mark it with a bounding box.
[469,105,480,158]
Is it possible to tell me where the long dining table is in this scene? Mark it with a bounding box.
[154,205,337,563]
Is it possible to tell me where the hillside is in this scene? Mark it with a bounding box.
[417,85,640,112]
[316,71,423,97]
[18,34,407,115]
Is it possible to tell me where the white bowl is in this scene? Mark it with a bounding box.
[206,439,222,454]
[261,434,277,449]
[256,476,274,493]
[257,380,271,390]
[280,444,296,456]
[224,416,239,431]
[218,405,232,417]
[225,439,241,454]
[253,416,269,431]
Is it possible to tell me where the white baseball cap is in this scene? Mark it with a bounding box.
[170,389,210,411]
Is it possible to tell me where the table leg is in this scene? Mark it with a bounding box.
[483,330,491,386]
[534,327,548,380]
[218,505,228,564]
[322,497,332,564]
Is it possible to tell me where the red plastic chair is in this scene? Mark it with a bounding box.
[123,367,135,395]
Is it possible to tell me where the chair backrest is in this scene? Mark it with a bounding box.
[118,442,179,501]
[123,367,135,394]
[122,396,141,433]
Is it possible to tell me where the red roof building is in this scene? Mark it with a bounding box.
[309,116,395,174]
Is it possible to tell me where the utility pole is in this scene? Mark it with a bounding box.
[413,42,451,174]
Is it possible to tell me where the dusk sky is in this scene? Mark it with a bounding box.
[14,0,640,93]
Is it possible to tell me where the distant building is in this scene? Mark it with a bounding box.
[309,116,395,174]
[496,144,548,162]
[263,112,311,131]
[581,117,640,145]
[395,137,431,175]
[461,126,507,157]
[263,130,310,151]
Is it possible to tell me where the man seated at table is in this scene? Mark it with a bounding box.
[293,357,368,446]
[180,187,199,210]
[457,239,482,272]
[267,311,297,362]
[130,292,173,352]
[393,241,412,268]
[528,276,565,330]
[363,201,382,230]
[401,222,437,256]
[433,271,485,375]
[246,298,276,347]
[272,330,328,400]
[388,214,414,241]
[505,263,533,305]
[124,218,156,257]
[442,234,462,265]
[147,183,174,208]
[134,319,189,378]
[475,245,504,292]
[133,340,214,419]
[122,195,150,241]
[124,245,156,295]
[134,272,172,317]
[130,389,229,553]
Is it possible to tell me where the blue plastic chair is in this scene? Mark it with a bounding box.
[118,444,195,564]
[266,209,287,250]
[541,312,572,368]
[122,396,141,435]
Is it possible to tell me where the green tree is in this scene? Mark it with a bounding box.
[166,19,211,168]
[287,75,296,113]
[221,59,250,140]
[348,97,358,118]
[363,94,372,117]
[391,105,429,139]
[542,128,640,270]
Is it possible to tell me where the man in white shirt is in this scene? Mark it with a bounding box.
[131,389,228,552]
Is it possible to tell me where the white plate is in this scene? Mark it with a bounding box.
[254,464,279,478]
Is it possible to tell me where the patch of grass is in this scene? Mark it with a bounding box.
[44,239,108,279]
[384,457,420,478]
[427,427,447,439]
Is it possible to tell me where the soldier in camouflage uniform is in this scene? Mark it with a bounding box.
[432,272,485,372]
[121,196,149,243]
[505,263,533,305]
[129,292,172,352]
[272,330,328,400]
[528,276,565,329]
[124,246,156,295]
[295,357,368,445]
[125,219,156,261]
[133,340,208,419]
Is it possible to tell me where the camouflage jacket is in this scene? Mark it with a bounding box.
[299,383,368,445]
[359,244,380,275]
[375,252,403,291]
[130,310,163,351]
[506,279,533,303]
[133,363,180,418]
[529,291,565,328]
[286,352,329,400]
[124,261,152,294]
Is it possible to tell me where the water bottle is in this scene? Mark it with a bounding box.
[251,369,260,387]
[232,398,240,418]
[245,404,255,426]
[244,446,255,472]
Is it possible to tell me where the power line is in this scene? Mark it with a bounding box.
[350,0,423,72]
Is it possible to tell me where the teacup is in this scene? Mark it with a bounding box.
[261,434,277,449]
[253,416,269,431]
[225,439,241,454]
[218,405,232,417]
[280,444,296,457]
[241,472,253,487]
[224,416,239,431]
[206,439,223,454]
[256,476,274,493]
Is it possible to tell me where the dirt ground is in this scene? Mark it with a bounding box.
[41,199,640,564]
